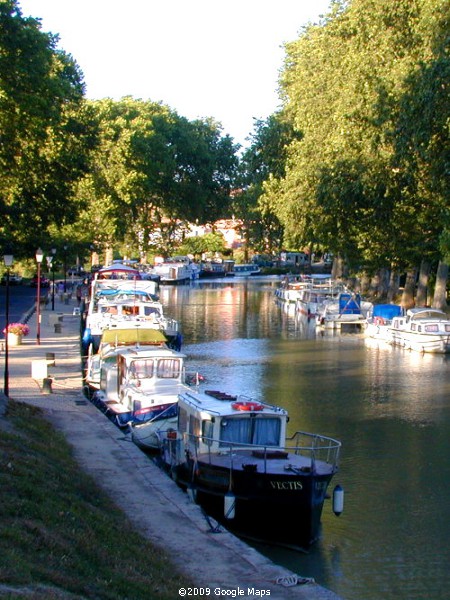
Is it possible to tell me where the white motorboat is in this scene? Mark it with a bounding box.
[295,276,345,317]
[232,264,261,277]
[95,262,142,280]
[316,292,372,332]
[157,388,342,549]
[81,279,181,353]
[152,257,198,284]
[274,277,311,307]
[389,308,450,353]
[91,337,192,429]
[365,304,403,341]
[84,326,168,392]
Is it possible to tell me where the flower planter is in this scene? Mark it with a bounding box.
[7,333,23,346]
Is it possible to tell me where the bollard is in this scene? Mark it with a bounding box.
[31,360,47,380]
[54,323,62,334]
[42,378,53,394]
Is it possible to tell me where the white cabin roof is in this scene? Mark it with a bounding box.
[178,389,288,419]
[407,308,449,321]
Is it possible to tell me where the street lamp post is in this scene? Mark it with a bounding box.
[51,248,56,310]
[36,248,44,345]
[3,253,13,397]
[46,255,53,278]
[63,244,67,293]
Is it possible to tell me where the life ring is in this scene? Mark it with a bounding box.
[231,401,263,412]
[374,316,385,325]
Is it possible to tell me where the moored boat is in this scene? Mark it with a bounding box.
[157,388,342,549]
[84,326,168,392]
[96,262,142,280]
[152,256,198,284]
[198,260,227,278]
[365,304,403,341]
[91,337,191,428]
[389,308,450,353]
[232,264,261,277]
[274,277,310,308]
[81,279,182,353]
[295,275,345,317]
[316,292,372,332]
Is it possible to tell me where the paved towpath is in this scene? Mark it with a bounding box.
[0,291,342,600]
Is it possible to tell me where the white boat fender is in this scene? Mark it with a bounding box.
[333,484,344,516]
[224,492,236,519]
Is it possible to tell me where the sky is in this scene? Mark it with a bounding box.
[18,0,330,148]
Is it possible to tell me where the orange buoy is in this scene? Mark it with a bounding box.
[231,401,263,412]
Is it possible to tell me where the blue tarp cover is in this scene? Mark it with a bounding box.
[372,304,403,319]
[339,293,361,314]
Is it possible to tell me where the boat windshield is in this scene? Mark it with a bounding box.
[130,358,181,380]
[219,416,281,447]
[156,358,181,379]
[144,306,161,317]
[130,359,154,379]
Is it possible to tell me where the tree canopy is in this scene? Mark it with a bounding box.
[256,0,449,277]
[0,0,95,257]
[1,0,449,296]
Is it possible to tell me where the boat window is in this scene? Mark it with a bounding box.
[156,358,181,379]
[425,324,439,332]
[202,420,214,445]
[220,418,251,446]
[253,418,281,445]
[144,306,160,317]
[189,416,200,438]
[178,408,188,432]
[130,359,154,379]
[219,417,281,447]
[100,369,108,390]
[446,325,450,332]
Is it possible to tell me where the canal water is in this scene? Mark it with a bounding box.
[160,277,450,600]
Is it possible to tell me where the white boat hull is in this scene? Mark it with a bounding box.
[389,308,450,354]
[389,330,450,353]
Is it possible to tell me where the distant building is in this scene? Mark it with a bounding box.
[186,218,245,250]
[279,251,310,267]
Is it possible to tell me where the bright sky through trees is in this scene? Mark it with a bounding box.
[18,0,330,147]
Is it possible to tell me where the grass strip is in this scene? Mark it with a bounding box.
[0,400,194,599]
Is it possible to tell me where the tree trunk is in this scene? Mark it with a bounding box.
[359,272,371,295]
[401,268,417,309]
[387,270,400,303]
[369,273,379,297]
[416,260,431,306]
[105,246,114,266]
[332,255,344,279]
[91,251,100,268]
[369,268,389,299]
[431,261,448,310]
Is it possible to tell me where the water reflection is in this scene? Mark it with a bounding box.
[162,279,450,600]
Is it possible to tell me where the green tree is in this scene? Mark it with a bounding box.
[237,114,294,254]
[179,232,227,260]
[77,98,239,258]
[0,0,93,256]
[263,0,448,290]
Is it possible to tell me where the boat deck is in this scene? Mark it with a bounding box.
[196,448,335,476]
